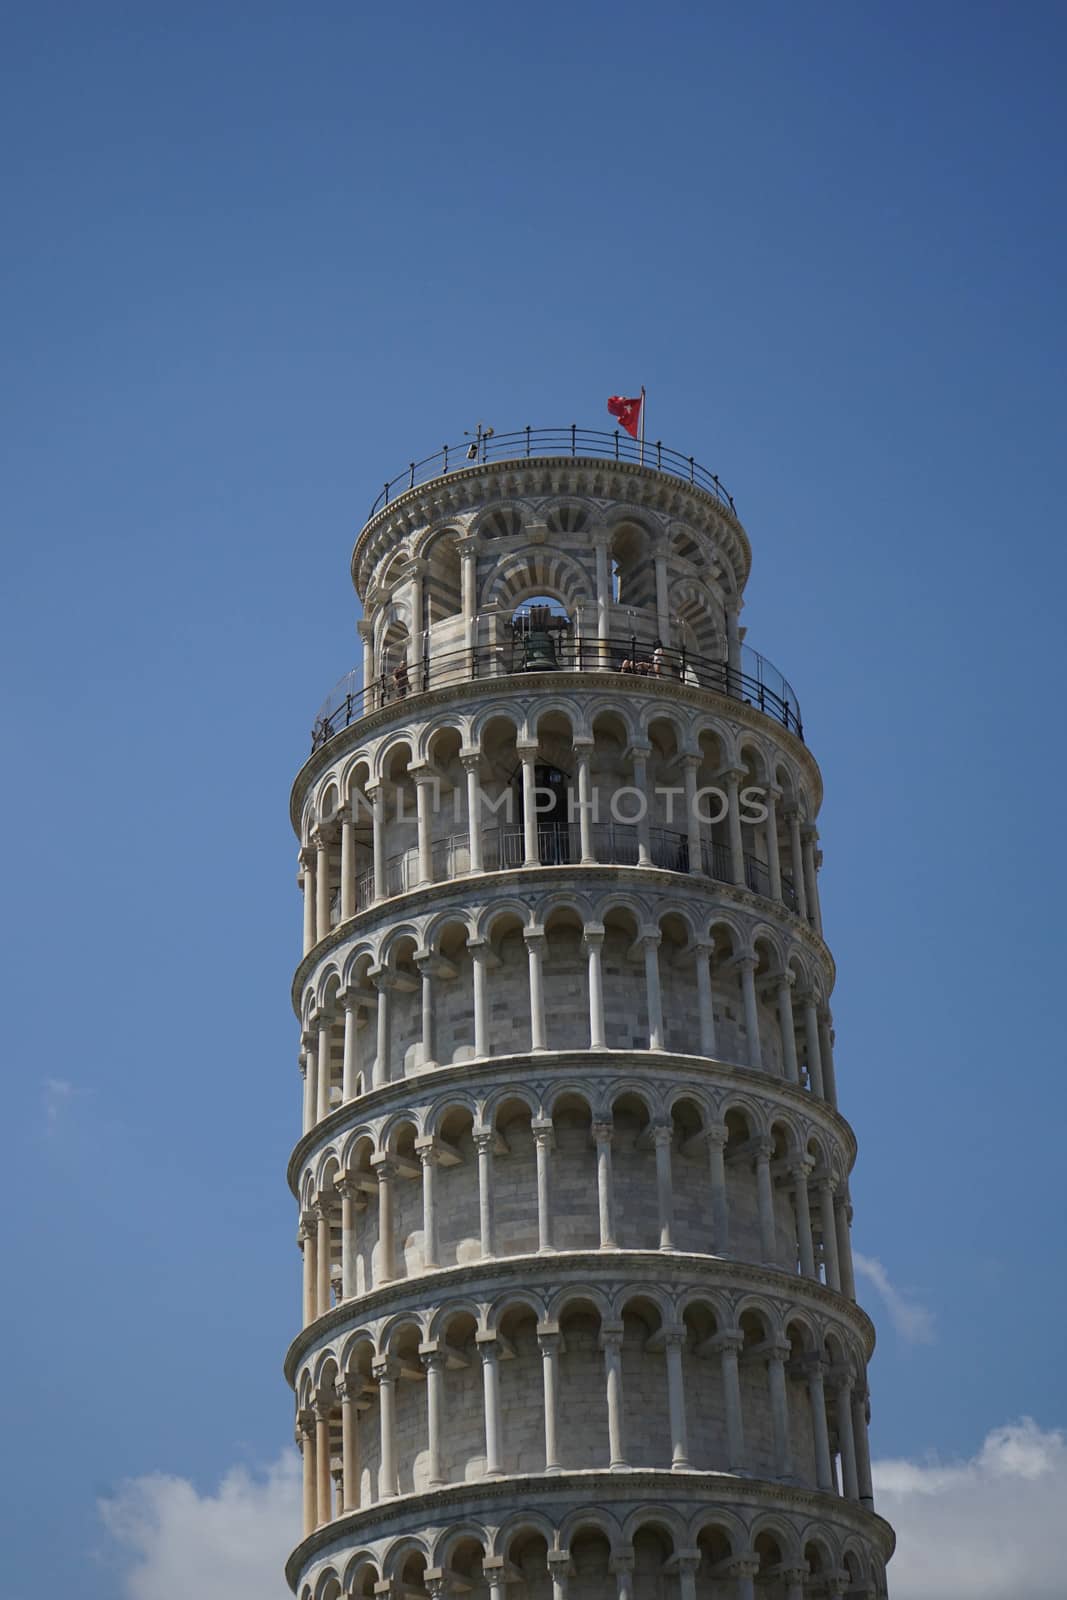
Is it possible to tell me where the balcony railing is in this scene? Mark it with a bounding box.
[339,825,795,920]
[366,426,737,520]
[312,634,802,752]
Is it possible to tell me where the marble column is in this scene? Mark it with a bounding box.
[767,1339,793,1478]
[593,1121,616,1247]
[338,1377,361,1511]
[340,806,355,921]
[724,770,746,886]
[373,1358,399,1499]
[755,1138,777,1263]
[337,1176,362,1300]
[316,1008,333,1124]
[372,1158,395,1284]
[314,1396,332,1526]
[462,752,484,871]
[695,942,717,1056]
[414,769,436,885]
[791,1160,816,1278]
[776,972,799,1083]
[298,1415,316,1536]
[539,1327,563,1473]
[802,995,825,1099]
[474,1127,495,1258]
[653,1121,675,1250]
[713,1331,745,1471]
[819,1178,841,1291]
[420,1347,445,1487]
[525,928,547,1052]
[736,956,763,1069]
[479,1336,504,1477]
[807,1359,834,1490]
[836,1373,860,1500]
[601,1325,627,1469]
[469,939,490,1057]
[313,828,331,943]
[629,745,653,866]
[707,1125,730,1253]
[583,925,607,1049]
[532,1118,554,1252]
[641,929,665,1050]
[416,1138,440,1269]
[575,739,595,862]
[764,787,782,902]
[682,754,702,874]
[300,848,316,956]
[664,1327,691,1469]
[519,744,539,865]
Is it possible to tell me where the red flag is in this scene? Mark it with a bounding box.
[607,393,643,438]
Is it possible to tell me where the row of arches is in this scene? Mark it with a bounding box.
[299,701,820,953]
[300,1512,885,1600]
[296,1089,854,1323]
[297,900,838,1134]
[293,1286,873,1542]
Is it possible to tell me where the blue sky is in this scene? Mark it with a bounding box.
[2,4,1065,1596]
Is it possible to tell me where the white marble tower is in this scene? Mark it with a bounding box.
[286,428,894,1600]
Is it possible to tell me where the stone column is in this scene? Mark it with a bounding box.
[819,1011,839,1108]
[519,743,539,865]
[340,806,355,921]
[298,1415,316,1536]
[357,618,374,710]
[652,1121,675,1250]
[629,745,653,867]
[775,972,799,1083]
[736,956,762,1069]
[372,1157,395,1284]
[340,992,360,1102]
[416,1138,440,1269]
[782,1570,807,1600]
[836,1188,857,1300]
[301,1038,315,1134]
[370,968,392,1089]
[315,1202,332,1318]
[415,955,437,1069]
[835,1373,859,1500]
[314,1396,332,1526]
[754,1137,777,1263]
[695,943,717,1056]
[338,1377,361,1511]
[801,995,825,1098]
[478,1336,504,1478]
[664,1327,691,1469]
[819,1177,841,1291]
[682,754,702,874]
[337,1177,361,1300]
[786,809,808,921]
[612,1553,635,1600]
[641,929,665,1050]
[853,1387,875,1508]
[676,1554,700,1600]
[655,551,670,641]
[299,848,316,956]
[764,787,782,902]
[462,752,484,872]
[574,739,595,862]
[584,925,607,1049]
[731,1558,759,1600]
[548,1553,571,1600]
[474,1127,495,1258]
[594,537,610,642]
[767,1338,793,1478]
[525,927,548,1052]
[724,770,746,886]
[601,1324,627,1469]
[707,1125,730,1253]
[713,1331,745,1471]
[459,538,477,649]
[299,1214,315,1327]
[413,769,435,886]
[368,785,386,905]
[373,1358,399,1499]
[807,1358,834,1490]
[532,1118,554,1252]
[725,604,742,694]
[469,938,490,1057]
[312,828,331,943]
[802,827,822,934]
[593,1121,616,1247]
[316,1008,333,1124]
[791,1160,816,1277]
[538,1327,562,1472]
[420,1347,445,1487]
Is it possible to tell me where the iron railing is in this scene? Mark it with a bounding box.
[366,426,736,520]
[312,635,802,752]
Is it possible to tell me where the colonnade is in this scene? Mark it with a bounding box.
[297,1126,856,1324]
[298,935,839,1134]
[298,759,823,958]
[296,1327,873,1536]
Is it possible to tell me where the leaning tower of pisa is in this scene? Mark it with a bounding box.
[286,428,894,1600]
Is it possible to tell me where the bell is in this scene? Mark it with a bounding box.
[520,604,559,670]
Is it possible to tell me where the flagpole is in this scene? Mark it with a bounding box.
[639,385,646,467]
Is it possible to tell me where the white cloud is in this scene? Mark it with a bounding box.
[875,1418,1067,1599]
[98,1423,1067,1600]
[854,1252,935,1344]
[99,1452,300,1600]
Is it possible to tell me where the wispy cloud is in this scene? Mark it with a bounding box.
[854,1252,935,1343]
[44,1077,76,1134]
[875,1418,1067,1597]
[98,1454,299,1600]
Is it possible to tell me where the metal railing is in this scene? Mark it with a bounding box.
[312,635,802,752]
[366,426,736,520]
